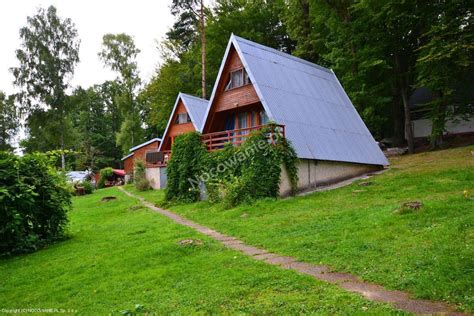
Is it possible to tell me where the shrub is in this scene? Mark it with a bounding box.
[165,132,208,202]
[81,180,94,194]
[205,126,298,208]
[134,160,150,191]
[221,129,282,207]
[97,167,113,189]
[164,127,298,207]
[0,151,72,256]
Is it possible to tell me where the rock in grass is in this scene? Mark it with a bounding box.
[101,196,117,202]
[394,201,423,214]
[128,205,143,211]
[178,239,203,247]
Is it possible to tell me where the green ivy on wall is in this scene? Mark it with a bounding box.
[164,127,298,207]
[165,132,208,203]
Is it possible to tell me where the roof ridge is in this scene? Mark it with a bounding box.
[232,35,332,74]
[180,93,208,102]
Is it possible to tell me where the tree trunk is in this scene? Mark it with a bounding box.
[200,0,206,99]
[394,53,414,154]
[430,91,447,149]
[401,85,414,154]
[60,134,66,170]
[392,88,405,146]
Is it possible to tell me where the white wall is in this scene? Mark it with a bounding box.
[145,167,167,189]
[413,116,474,138]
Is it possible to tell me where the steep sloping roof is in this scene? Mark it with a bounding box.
[204,35,388,166]
[129,138,161,152]
[181,93,208,130]
[158,93,208,151]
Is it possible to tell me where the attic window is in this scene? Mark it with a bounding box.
[225,68,251,90]
[175,113,191,124]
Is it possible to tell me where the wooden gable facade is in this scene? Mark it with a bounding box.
[134,140,160,163]
[160,98,197,152]
[123,139,161,174]
[123,155,134,175]
[203,45,269,135]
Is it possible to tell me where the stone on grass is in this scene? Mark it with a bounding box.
[178,239,203,247]
[394,201,423,214]
[101,196,117,202]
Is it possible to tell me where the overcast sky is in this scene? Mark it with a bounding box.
[0,0,175,95]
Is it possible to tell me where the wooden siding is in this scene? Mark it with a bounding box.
[161,99,198,151]
[125,140,161,172]
[123,156,134,175]
[134,141,160,163]
[204,45,261,133]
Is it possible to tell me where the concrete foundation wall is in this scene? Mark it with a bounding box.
[145,167,167,189]
[280,159,382,196]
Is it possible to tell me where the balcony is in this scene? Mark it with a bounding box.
[201,123,285,151]
[145,150,172,167]
[149,124,285,167]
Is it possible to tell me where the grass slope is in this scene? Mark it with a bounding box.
[135,146,474,312]
[0,188,399,314]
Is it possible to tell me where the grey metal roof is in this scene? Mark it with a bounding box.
[180,93,208,131]
[129,138,161,152]
[158,93,208,152]
[209,35,388,166]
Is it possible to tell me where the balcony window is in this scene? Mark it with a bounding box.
[225,68,251,90]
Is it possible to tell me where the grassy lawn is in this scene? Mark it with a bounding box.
[0,188,401,314]
[132,145,474,312]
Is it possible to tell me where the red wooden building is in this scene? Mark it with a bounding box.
[121,138,161,182]
[157,93,208,165]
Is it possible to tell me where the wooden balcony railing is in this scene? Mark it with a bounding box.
[201,124,285,152]
[146,150,172,167]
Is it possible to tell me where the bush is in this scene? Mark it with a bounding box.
[97,167,113,189]
[164,127,298,207]
[205,126,299,208]
[0,151,72,256]
[134,160,150,191]
[81,180,94,194]
[165,132,208,202]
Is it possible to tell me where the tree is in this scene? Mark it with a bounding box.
[68,83,123,171]
[20,108,78,161]
[98,33,144,153]
[11,5,80,168]
[145,0,295,138]
[169,0,208,98]
[284,0,392,140]
[0,92,19,152]
[416,0,474,148]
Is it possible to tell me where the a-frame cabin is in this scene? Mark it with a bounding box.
[200,35,388,195]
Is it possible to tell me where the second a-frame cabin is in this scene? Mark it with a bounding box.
[200,35,388,195]
[150,93,208,188]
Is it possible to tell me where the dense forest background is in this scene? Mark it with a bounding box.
[0,0,472,171]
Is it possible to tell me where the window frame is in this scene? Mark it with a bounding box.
[175,112,191,125]
[225,68,251,91]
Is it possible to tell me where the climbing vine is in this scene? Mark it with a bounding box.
[165,132,208,203]
[205,126,298,207]
[164,127,299,207]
